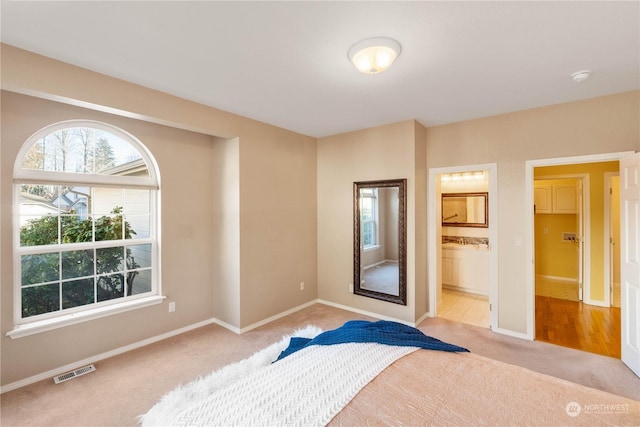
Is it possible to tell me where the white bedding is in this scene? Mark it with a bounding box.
[140,326,322,426]
[141,324,417,426]
[168,343,416,426]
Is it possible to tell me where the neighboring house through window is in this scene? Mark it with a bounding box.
[11,120,161,337]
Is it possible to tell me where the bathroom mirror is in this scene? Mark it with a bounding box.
[441,192,488,228]
[353,179,406,305]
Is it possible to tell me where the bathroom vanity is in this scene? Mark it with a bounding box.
[442,243,489,295]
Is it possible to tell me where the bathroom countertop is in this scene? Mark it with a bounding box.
[442,242,489,250]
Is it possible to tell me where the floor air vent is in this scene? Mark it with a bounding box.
[53,364,96,384]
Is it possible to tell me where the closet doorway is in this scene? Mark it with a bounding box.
[532,160,621,358]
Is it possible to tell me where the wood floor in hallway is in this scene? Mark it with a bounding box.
[535,295,621,358]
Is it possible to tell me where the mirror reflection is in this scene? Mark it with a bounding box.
[442,192,488,228]
[354,179,406,305]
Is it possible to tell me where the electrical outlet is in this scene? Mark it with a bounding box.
[299,281,305,291]
[168,302,176,312]
[349,284,354,293]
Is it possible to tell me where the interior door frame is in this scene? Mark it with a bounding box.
[532,174,588,302]
[604,172,620,308]
[525,151,634,340]
[427,162,498,330]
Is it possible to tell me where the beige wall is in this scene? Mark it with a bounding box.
[1,92,216,384]
[426,91,639,334]
[317,120,428,323]
[1,45,317,386]
[1,43,638,388]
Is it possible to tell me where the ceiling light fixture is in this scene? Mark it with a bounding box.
[571,70,591,83]
[348,37,401,75]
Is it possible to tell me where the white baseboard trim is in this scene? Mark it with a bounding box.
[3,298,530,394]
[415,311,431,326]
[536,274,578,283]
[582,298,608,308]
[442,284,489,297]
[233,300,319,334]
[1,317,218,394]
[493,326,531,341]
[2,299,324,393]
[316,299,417,327]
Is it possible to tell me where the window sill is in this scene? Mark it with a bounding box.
[363,245,381,252]
[7,295,166,339]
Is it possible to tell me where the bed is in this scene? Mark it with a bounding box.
[141,320,639,426]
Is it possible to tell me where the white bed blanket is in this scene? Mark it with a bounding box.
[142,333,417,426]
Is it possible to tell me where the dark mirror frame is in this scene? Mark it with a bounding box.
[441,192,489,228]
[353,178,407,305]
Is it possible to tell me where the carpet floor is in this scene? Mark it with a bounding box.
[1,303,638,427]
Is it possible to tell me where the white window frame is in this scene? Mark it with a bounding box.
[9,120,163,339]
[360,189,379,250]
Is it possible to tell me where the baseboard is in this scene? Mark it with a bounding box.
[233,300,319,334]
[536,274,578,283]
[2,300,322,394]
[2,298,526,393]
[582,298,608,308]
[493,326,531,341]
[442,284,489,297]
[0,317,218,394]
[316,299,417,327]
[415,311,431,326]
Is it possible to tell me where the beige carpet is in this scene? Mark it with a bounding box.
[362,262,399,295]
[1,303,638,427]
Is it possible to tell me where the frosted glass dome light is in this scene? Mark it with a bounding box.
[348,37,402,75]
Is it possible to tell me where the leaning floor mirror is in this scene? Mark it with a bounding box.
[353,178,407,305]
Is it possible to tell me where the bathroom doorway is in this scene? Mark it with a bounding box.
[428,163,498,330]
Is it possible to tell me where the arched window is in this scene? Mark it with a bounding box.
[11,120,161,336]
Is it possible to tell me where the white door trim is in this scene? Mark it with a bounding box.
[525,151,634,340]
[603,172,620,308]
[533,174,589,303]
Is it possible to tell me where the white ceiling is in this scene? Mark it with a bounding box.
[2,1,639,138]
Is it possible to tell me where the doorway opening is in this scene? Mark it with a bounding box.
[428,163,498,330]
[530,158,622,358]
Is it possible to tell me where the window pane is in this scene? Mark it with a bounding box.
[125,215,148,239]
[96,247,125,274]
[94,214,124,241]
[125,189,150,214]
[61,250,94,279]
[61,215,93,243]
[22,284,60,317]
[21,127,149,177]
[62,278,95,309]
[21,253,59,285]
[123,189,149,239]
[57,186,90,215]
[20,215,59,246]
[94,188,123,216]
[97,274,124,302]
[361,198,374,221]
[129,244,152,269]
[363,222,374,246]
[19,184,60,247]
[130,269,152,295]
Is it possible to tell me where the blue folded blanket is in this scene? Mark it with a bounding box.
[276,320,469,361]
